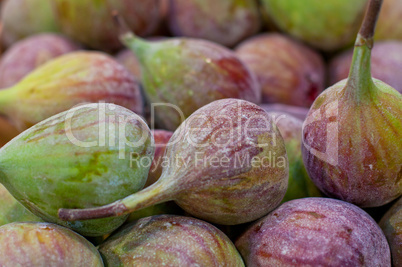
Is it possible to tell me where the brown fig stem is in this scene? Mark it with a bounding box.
[358,0,383,44]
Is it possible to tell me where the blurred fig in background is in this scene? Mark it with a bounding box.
[0,51,143,131]
[375,0,402,41]
[260,103,309,121]
[115,49,141,80]
[380,197,402,267]
[260,0,368,51]
[0,116,18,147]
[235,34,325,107]
[51,0,161,51]
[0,222,104,266]
[99,215,245,266]
[168,0,261,47]
[0,33,80,88]
[1,0,59,48]
[329,41,402,93]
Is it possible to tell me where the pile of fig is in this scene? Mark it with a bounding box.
[0,0,400,265]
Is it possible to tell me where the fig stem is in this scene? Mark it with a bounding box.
[358,0,383,43]
[58,180,175,221]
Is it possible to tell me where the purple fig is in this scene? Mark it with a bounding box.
[302,0,402,207]
[235,33,325,107]
[236,198,391,266]
[379,197,402,267]
[168,0,261,47]
[115,49,141,80]
[51,0,161,51]
[1,0,59,47]
[0,222,103,266]
[0,33,80,88]
[116,16,261,130]
[0,103,154,236]
[375,0,402,41]
[329,41,402,93]
[99,215,244,266]
[260,103,309,121]
[0,51,143,131]
[59,99,288,225]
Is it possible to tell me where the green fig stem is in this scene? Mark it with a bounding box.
[345,0,383,102]
[58,179,176,221]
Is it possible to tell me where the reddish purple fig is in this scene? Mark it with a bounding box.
[168,0,261,47]
[302,0,402,207]
[235,33,325,107]
[0,33,80,88]
[115,49,141,80]
[236,198,391,266]
[260,103,310,121]
[99,215,244,266]
[329,41,402,93]
[59,99,288,225]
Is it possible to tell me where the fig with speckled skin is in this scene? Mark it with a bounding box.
[168,0,261,47]
[51,0,161,51]
[59,99,288,226]
[99,215,244,266]
[375,0,402,41]
[236,197,391,266]
[380,197,402,267]
[260,0,368,51]
[0,34,80,88]
[118,23,261,131]
[0,103,154,236]
[0,51,143,131]
[260,104,309,121]
[329,41,402,93]
[0,222,103,266]
[235,34,325,107]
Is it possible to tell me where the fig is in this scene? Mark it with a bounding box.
[99,215,244,266]
[0,103,154,236]
[375,0,402,41]
[379,197,402,266]
[115,49,141,80]
[0,222,103,266]
[0,184,42,226]
[269,112,322,202]
[302,0,402,207]
[0,117,18,147]
[0,33,80,88]
[260,0,368,51]
[59,99,288,225]
[1,0,59,47]
[260,104,309,121]
[115,16,261,130]
[236,198,391,266]
[51,0,161,51]
[168,0,261,47]
[329,41,402,93]
[0,51,143,131]
[235,33,325,107]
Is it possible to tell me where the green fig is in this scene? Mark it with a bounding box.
[0,103,154,236]
[302,0,402,207]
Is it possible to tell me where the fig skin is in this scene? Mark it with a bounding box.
[0,222,103,266]
[0,103,154,236]
[329,41,402,93]
[379,197,402,267]
[168,0,261,47]
[235,33,325,107]
[0,33,80,88]
[375,0,402,41]
[0,51,144,131]
[260,0,368,51]
[236,197,391,267]
[99,215,244,266]
[260,104,309,121]
[51,0,161,51]
[115,49,141,80]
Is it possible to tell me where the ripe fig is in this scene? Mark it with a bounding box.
[375,0,402,41]
[302,0,402,207]
[0,103,154,236]
[236,198,391,266]
[168,0,261,47]
[0,51,143,131]
[379,197,402,267]
[99,215,244,266]
[329,41,402,93]
[115,49,141,80]
[260,103,309,121]
[51,0,161,51]
[59,99,288,225]
[235,33,325,107]
[260,0,368,51]
[0,222,103,266]
[0,33,80,88]
[115,16,261,131]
